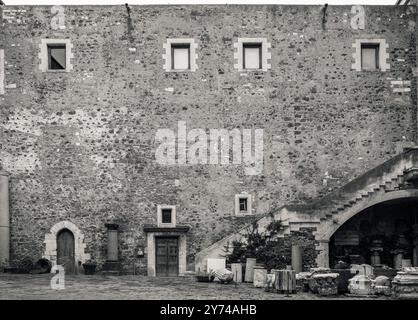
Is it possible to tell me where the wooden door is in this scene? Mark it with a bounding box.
[57,229,75,274]
[156,237,179,276]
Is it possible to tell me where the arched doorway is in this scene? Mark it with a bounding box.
[57,228,75,274]
[329,197,418,269]
[43,220,90,274]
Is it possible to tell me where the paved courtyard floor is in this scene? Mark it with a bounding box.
[0,273,393,300]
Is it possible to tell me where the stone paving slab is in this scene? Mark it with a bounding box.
[0,274,393,300]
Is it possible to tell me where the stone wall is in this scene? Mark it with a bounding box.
[0,4,416,273]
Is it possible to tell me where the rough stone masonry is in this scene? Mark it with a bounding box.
[0,4,416,275]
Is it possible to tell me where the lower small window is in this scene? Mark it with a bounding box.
[239,198,248,212]
[235,194,252,216]
[157,205,176,227]
[161,208,173,224]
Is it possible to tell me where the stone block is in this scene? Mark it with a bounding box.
[207,258,226,273]
[392,268,418,299]
[253,267,267,288]
[310,273,339,296]
[348,275,373,295]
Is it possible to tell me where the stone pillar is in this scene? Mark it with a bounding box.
[146,233,156,276]
[244,258,257,282]
[371,251,381,266]
[0,170,10,265]
[315,240,329,268]
[392,250,406,270]
[370,239,383,266]
[291,245,303,273]
[105,223,119,261]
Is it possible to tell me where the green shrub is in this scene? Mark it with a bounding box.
[225,220,291,271]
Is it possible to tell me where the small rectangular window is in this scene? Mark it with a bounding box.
[161,208,172,224]
[361,43,379,71]
[239,198,248,212]
[48,44,66,70]
[243,43,262,70]
[171,44,190,70]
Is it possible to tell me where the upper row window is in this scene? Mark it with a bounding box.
[234,38,271,72]
[163,38,198,72]
[352,39,389,72]
[361,43,379,71]
[39,40,267,73]
[168,41,264,71]
[39,39,73,72]
[39,38,390,73]
[243,43,262,70]
[48,44,67,70]
[171,43,191,70]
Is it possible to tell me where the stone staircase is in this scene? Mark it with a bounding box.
[195,147,418,272]
[285,172,407,235]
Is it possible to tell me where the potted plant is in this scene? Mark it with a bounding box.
[82,260,97,275]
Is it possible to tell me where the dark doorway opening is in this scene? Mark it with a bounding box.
[330,198,418,269]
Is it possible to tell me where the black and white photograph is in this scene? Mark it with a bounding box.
[0,0,418,311]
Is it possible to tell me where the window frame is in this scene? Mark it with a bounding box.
[235,194,252,217]
[234,38,271,72]
[352,39,390,72]
[163,38,198,72]
[39,39,73,73]
[157,205,177,227]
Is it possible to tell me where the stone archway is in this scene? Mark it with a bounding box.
[314,189,418,268]
[43,221,90,273]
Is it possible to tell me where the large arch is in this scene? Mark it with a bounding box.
[43,220,90,273]
[314,189,418,268]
